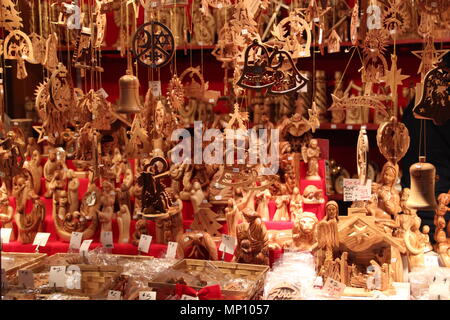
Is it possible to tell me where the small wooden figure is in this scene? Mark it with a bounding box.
[256,188,271,222]
[67,169,80,213]
[132,219,149,247]
[289,211,318,252]
[0,183,15,241]
[290,187,303,221]
[273,194,290,222]
[302,139,321,180]
[233,208,269,265]
[325,200,339,222]
[23,149,43,195]
[225,198,243,238]
[117,204,131,244]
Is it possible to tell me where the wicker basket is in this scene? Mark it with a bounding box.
[42,253,154,267]
[149,259,269,300]
[1,252,47,283]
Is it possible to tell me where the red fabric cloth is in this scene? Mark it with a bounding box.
[175,284,223,300]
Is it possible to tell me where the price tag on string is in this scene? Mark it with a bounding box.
[219,234,236,255]
[107,290,122,300]
[100,231,114,249]
[139,291,157,300]
[49,266,67,288]
[69,232,83,250]
[424,253,440,267]
[166,241,178,259]
[138,234,152,254]
[1,268,7,290]
[149,81,162,97]
[322,277,346,299]
[33,232,50,247]
[343,179,359,202]
[96,88,109,99]
[180,294,199,300]
[1,228,12,244]
[18,269,34,289]
[79,239,93,256]
[241,29,248,35]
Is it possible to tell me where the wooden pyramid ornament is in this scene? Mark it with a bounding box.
[190,201,222,238]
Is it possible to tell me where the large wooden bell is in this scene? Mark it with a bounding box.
[406,156,438,211]
[116,70,142,114]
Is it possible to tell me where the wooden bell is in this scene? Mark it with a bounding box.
[116,70,142,114]
[406,156,438,211]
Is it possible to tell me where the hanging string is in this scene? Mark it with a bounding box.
[332,46,356,95]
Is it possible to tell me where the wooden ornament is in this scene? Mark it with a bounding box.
[270,12,312,58]
[413,52,450,125]
[0,183,15,241]
[376,118,410,164]
[350,3,359,46]
[288,211,318,252]
[3,30,34,79]
[0,0,23,31]
[43,33,59,72]
[192,2,216,46]
[327,30,341,54]
[301,138,321,181]
[132,21,175,68]
[190,200,222,239]
[28,33,46,65]
[329,94,388,117]
[49,63,75,113]
[237,40,308,95]
[412,37,449,82]
[177,231,218,261]
[416,0,448,16]
[381,0,410,38]
[357,127,369,185]
[266,282,302,300]
[117,204,131,244]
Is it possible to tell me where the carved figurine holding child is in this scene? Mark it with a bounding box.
[302,139,321,180]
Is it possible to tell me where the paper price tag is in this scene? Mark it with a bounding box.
[180,294,199,300]
[355,180,371,201]
[208,98,215,104]
[166,241,178,259]
[138,234,152,254]
[429,279,449,300]
[1,268,7,290]
[33,232,51,247]
[215,195,222,200]
[96,88,109,99]
[49,266,67,287]
[1,228,12,244]
[69,232,83,250]
[331,124,337,129]
[241,29,248,35]
[343,179,359,202]
[323,277,346,298]
[346,125,353,130]
[424,254,440,267]
[100,231,114,249]
[139,291,157,300]
[18,269,34,289]
[232,168,239,173]
[219,234,236,255]
[149,81,162,97]
[107,290,122,300]
[79,239,93,256]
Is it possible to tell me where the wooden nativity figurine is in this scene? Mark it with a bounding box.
[23,149,42,195]
[0,183,15,241]
[287,211,318,252]
[289,187,303,221]
[256,188,271,222]
[117,204,131,244]
[302,139,321,180]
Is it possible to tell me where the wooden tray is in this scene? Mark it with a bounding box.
[1,252,47,281]
[149,259,269,300]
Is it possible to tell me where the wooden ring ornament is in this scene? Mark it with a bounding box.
[376,118,410,164]
[132,21,175,68]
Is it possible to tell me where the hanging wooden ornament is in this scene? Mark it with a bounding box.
[49,63,75,113]
[412,36,449,82]
[328,94,388,117]
[0,0,23,31]
[416,0,449,16]
[376,118,410,164]
[28,33,45,65]
[413,52,450,125]
[327,30,341,54]
[237,40,308,94]
[43,33,59,72]
[3,30,34,79]
[350,3,359,46]
[132,21,175,68]
[167,75,185,112]
[270,13,312,58]
[361,29,389,84]
[94,0,107,48]
[357,127,369,185]
[381,0,410,38]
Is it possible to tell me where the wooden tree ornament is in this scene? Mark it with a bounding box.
[190,201,222,239]
[3,30,34,79]
[0,0,23,31]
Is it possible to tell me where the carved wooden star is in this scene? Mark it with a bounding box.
[412,38,449,81]
[381,54,409,97]
[32,125,48,144]
[225,104,248,131]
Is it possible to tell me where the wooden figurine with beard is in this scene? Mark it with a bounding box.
[176,231,218,260]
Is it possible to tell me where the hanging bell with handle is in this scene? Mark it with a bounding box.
[406,156,438,211]
[116,69,143,114]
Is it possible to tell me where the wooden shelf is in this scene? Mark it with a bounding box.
[319,123,379,131]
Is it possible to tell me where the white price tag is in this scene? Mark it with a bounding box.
[217,3,223,8]
[208,98,215,103]
[138,234,152,254]
[323,277,346,298]
[429,278,450,300]
[219,234,236,255]
[149,81,162,97]
[49,266,67,287]
[79,239,93,256]
[215,195,222,200]
[288,156,293,161]
[331,124,337,129]
[100,231,114,249]
[241,29,248,35]
[151,1,157,7]
[1,228,12,244]
[18,269,34,289]
[424,253,440,267]
[33,232,51,247]
[107,290,122,300]
[180,294,199,300]
[96,88,109,99]
[232,168,239,173]
[355,180,372,201]
[139,291,157,300]
[166,241,178,259]
[343,179,359,202]
[346,125,353,130]
[69,232,83,250]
